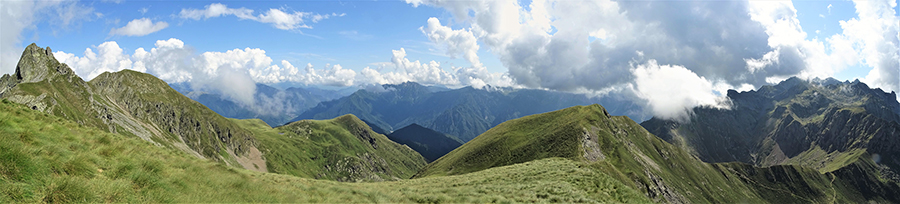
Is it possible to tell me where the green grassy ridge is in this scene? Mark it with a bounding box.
[417,104,900,203]
[0,100,647,203]
[0,44,255,167]
[1,44,429,182]
[714,159,900,203]
[90,70,257,164]
[415,104,592,177]
[232,114,427,181]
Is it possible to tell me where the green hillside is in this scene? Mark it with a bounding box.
[0,43,426,182]
[0,44,258,168]
[417,104,900,203]
[0,100,648,203]
[232,115,427,181]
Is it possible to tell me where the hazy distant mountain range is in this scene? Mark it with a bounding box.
[293,82,648,142]
[170,83,355,127]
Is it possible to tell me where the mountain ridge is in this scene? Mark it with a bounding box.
[171,82,349,127]
[1,43,260,168]
[294,82,647,142]
[417,103,900,203]
[0,43,427,182]
[642,76,900,178]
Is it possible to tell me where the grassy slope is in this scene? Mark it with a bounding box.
[3,45,426,181]
[90,70,257,164]
[1,44,256,167]
[232,115,427,181]
[0,100,647,203]
[417,104,900,203]
[295,83,613,142]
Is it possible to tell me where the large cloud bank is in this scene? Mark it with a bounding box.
[51,38,517,109]
[4,0,897,121]
[406,0,899,120]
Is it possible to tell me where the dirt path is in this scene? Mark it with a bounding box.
[829,173,836,204]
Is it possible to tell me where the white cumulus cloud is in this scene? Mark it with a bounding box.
[109,18,168,36]
[409,0,900,119]
[632,60,730,122]
[52,38,517,109]
[178,3,344,31]
[421,17,483,69]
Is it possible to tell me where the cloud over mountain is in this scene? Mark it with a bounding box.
[407,0,899,118]
[51,38,517,109]
[5,0,895,121]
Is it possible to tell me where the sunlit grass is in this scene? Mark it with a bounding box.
[0,99,648,203]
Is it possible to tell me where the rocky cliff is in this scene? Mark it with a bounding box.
[641,77,900,179]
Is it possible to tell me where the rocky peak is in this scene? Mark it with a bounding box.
[7,43,74,84]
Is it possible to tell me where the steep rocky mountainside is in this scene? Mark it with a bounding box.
[641,77,900,178]
[294,82,647,142]
[417,104,900,203]
[0,43,426,181]
[387,123,464,162]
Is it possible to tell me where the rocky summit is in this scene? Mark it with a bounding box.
[642,77,900,180]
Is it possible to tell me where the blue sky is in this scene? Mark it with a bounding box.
[2,1,892,82]
[11,0,505,75]
[1,0,898,119]
[792,0,878,80]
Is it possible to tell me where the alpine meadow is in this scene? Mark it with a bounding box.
[1,0,899,203]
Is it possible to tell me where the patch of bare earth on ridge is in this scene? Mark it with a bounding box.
[582,127,606,162]
[236,146,268,172]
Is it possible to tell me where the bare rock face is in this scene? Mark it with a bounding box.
[14,44,54,83]
[581,128,606,162]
